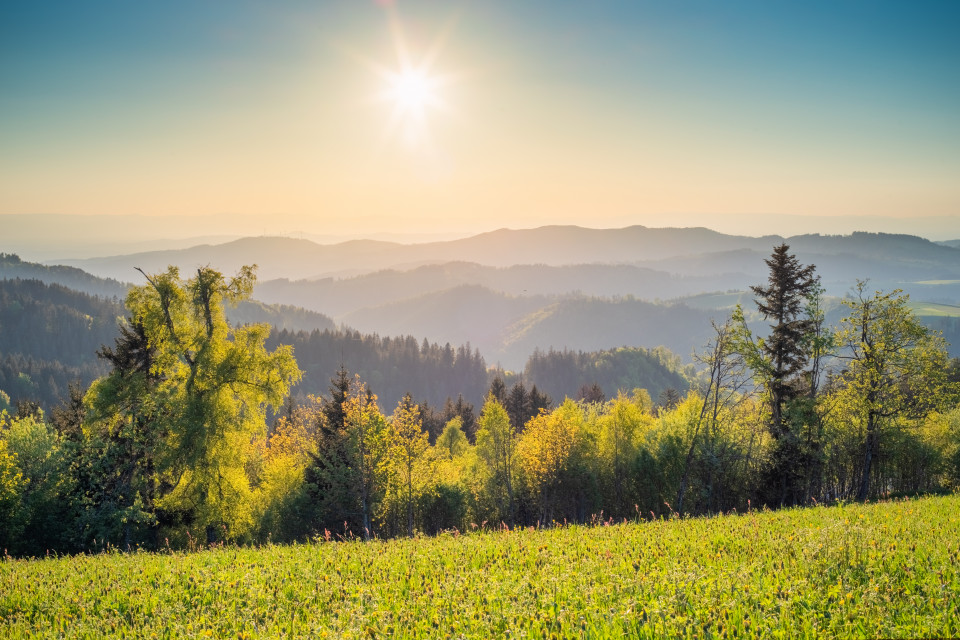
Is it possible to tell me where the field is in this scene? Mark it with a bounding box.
[908,300,960,317]
[2,496,959,639]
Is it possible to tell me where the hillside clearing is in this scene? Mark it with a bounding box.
[2,495,959,639]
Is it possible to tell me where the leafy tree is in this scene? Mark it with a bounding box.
[86,265,301,543]
[345,380,387,539]
[597,392,651,516]
[251,402,318,543]
[0,430,24,551]
[677,319,753,514]
[0,412,75,555]
[516,399,584,523]
[436,417,468,460]
[475,395,516,524]
[834,282,951,500]
[385,394,429,537]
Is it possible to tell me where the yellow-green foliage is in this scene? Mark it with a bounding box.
[2,495,959,638]
[84,265,302,544]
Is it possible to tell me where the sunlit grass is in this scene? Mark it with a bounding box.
[2,495,959,638]
[907,300,960,317]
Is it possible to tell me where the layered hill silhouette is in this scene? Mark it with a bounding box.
[0,260,692,412]
[40,226,960,368]
[59,226,960,295]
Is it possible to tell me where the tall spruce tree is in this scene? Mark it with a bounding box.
[751,244,817,436]
[747,245,817,505]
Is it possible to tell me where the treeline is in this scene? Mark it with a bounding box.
[3,359,957,555]
[267,329,490,409]
[2,254,959,556]
[522,346,690,407]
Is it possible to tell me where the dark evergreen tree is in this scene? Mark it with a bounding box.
[84,315,163,549]
[749,244,817,506]
[528,385,552,418]
[418,400,446,443]
[489,375,508,405]
[751,244,817,435]
[451,394,477,442]
[506,380,530,431]
[656,387,682,414]
[577,382,605,404]
[321,365,350,438]
[304,365,361,533]
[50,381,87,441]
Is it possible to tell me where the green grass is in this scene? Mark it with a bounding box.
[908,301,960,317]
[676,291,752,310]
[3,495,960,638]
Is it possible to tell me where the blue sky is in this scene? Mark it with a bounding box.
[2,1,958,236]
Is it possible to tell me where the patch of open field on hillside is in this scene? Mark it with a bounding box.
[2,495,959,639]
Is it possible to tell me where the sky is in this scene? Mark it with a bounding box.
[1,0,959,239]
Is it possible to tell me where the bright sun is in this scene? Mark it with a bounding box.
[385,68,439,116]
[364,7,456,150]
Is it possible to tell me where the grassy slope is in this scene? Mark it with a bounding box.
[2,495,959,639]
[909,301,960,317]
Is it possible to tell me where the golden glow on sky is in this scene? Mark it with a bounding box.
[1,2,958,239]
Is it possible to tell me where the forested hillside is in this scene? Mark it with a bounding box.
[0,269,689,413]
[0,279,118,408]
[523,346,690,405]
[266,329,491,409]
[0,252,128,298]
[0,276,333,410]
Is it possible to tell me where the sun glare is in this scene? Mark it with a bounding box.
[385,68,439,116]
[364,8,457,149]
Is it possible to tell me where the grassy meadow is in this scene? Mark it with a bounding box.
[2,495,959,639]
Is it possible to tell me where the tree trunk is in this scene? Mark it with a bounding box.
[857,412,877,501]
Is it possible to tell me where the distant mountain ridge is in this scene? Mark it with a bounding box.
[254,262,750,319]
[58,226,960,287]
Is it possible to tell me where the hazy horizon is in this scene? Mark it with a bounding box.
[2,212,958,263]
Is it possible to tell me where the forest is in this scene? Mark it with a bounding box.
[1,246,959,556]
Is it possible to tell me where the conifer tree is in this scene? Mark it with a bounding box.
[745,244,817,505]
[506,380,530,431]
[750,244,817,435]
